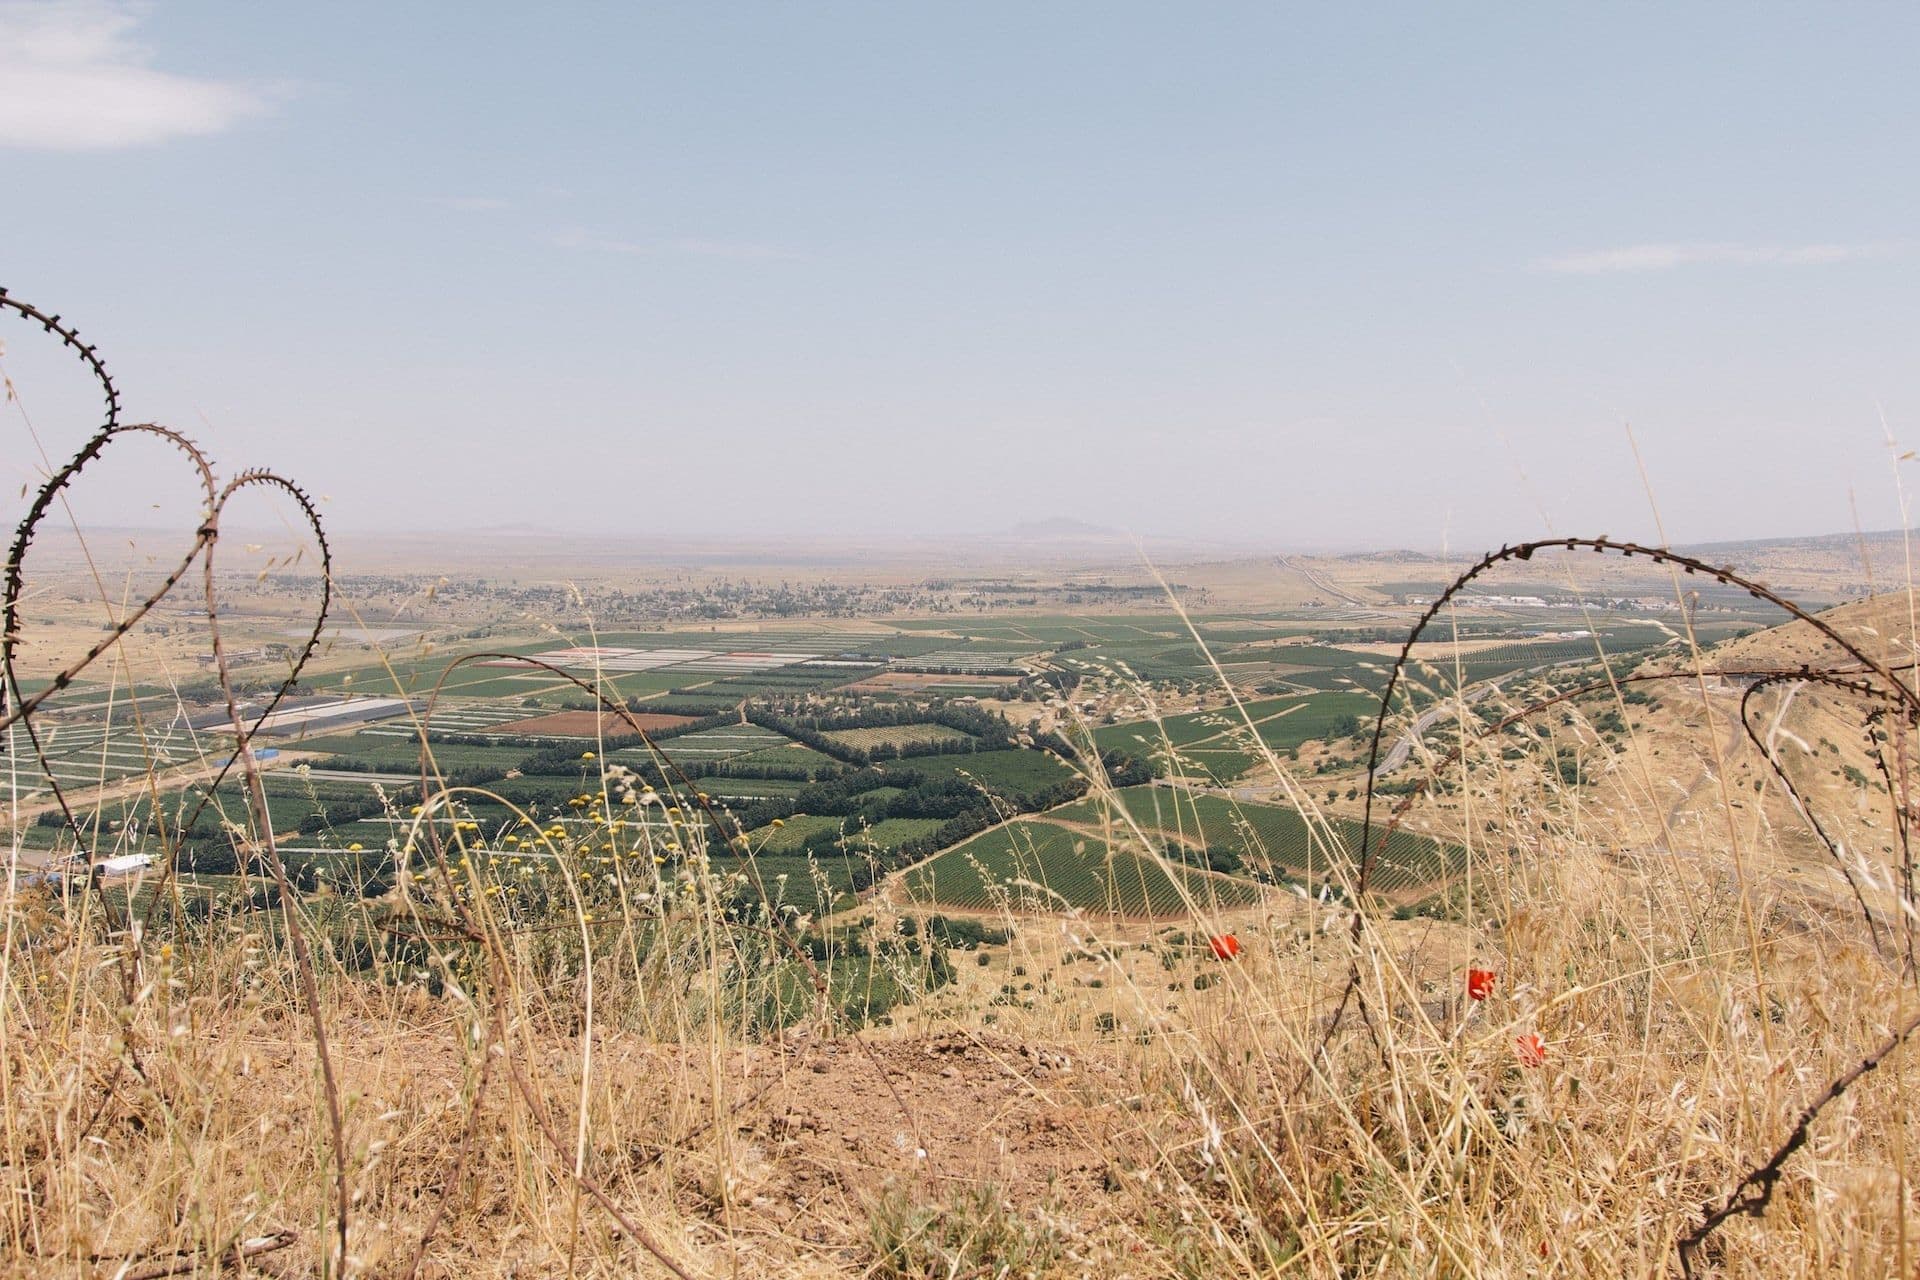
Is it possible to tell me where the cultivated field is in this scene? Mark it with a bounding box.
[489,709,697,739]
[819,722,975,750]
[7,504,1897,1278]
[896,819,1266,917]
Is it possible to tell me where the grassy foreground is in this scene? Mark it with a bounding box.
[8,281,1908,1277]
[6,648,1917,1280]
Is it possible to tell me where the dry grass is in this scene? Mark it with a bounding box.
[9,283,1920,1280]
[0,420,1912,1276]
[8,595,1920,1280]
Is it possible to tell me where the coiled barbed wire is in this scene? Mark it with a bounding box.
[0,287,351,1267]
[1355,537,1919,896]
[0,288,916,1277]
[10,288,1915,1273]
[1345,538,1920,1269]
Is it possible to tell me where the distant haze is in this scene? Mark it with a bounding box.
[3,3,1917,554]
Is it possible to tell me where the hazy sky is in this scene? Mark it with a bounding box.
[2,2,1917,552]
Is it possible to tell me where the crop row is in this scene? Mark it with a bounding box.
[1049,786,1462,890]
[898,819,1262,917]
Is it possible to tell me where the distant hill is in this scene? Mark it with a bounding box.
[1001,518,1126,542]
[1676,528,1910,555]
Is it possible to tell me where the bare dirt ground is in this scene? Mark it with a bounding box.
[718,1030,1138,1253]
[137,1010,1150,1277]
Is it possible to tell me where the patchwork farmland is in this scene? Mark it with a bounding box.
[1047,785,1462,894]
[896,820,1265,917]
[819,723,975,751]
[7,601,1707,929]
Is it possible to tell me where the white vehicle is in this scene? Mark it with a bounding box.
[42,852,153,882]
[96,853,154,878]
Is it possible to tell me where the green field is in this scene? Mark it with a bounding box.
[1048,785,1461,891]
[853,817,946,848]
[898,819,1263,917]
[1092,691,1378,782]
[744,814,843,851]
[681,673,856,700]
[888,748,1075,798]
[7,609,1637,920]
[295,732,536,772]
[11,769,433,859]
[724,853,859,915]
[733,742,845,771]
[701,777,813,800]
[820,723,976,751]
[745,813,946,855]
[306,644,558,698]
[891,617,1159,643]
[616,725,786,764]
[632,693,752,715]
[1392,635,1670,690]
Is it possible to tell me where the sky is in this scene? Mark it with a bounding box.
[2,1,1917,553]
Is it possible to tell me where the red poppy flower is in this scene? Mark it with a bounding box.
[1207,934,1240,961]
[1466,968,1497,1001]
[1515,1032,1546,1067]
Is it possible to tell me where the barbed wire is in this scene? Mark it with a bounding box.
[9,287,1914,1272]
[0,287,350,1268]
[1346,538,1920,1268]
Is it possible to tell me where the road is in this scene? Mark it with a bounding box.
[1277,556,1370,607]
[1371,682,1502,777]
[1369,648,1644,780]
